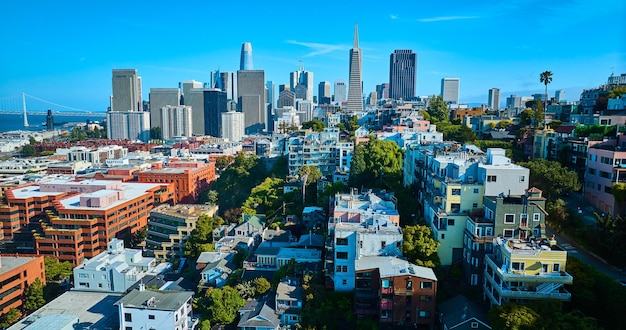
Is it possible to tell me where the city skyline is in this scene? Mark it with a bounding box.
[0,0,624,112]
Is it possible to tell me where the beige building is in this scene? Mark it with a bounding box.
[147,204,218,260]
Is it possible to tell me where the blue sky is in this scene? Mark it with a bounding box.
[1,0,624,112]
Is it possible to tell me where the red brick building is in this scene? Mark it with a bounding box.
[137,160,216,204]
[355,256,437,328]
[0,254,45,315]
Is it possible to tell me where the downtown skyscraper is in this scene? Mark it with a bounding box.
[111,69,142,111]
[389,50,417,100]
[240,42,253,70]
[441,78,460,104]
[346,24,363,113]
[488,88,501,110]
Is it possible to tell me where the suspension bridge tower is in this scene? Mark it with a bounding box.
[22,92,29,127]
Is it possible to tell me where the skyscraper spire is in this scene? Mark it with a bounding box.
[347,24,363,113]
[240,42,253,70]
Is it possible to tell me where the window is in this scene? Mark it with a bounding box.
[470,274,478,286]
[419,295,432,301]
[472,203,478,208]
[126,327,133,330]
[451,203,460,213]
[487,175,497,182]
[600,171,611,179]
[78,273,88,279]
[519,176,525,182]
[473,188,479,193]
[406,280,413,289]
[471,322,479,328]
[420,281,433,289]
[336,252,348,259]
[504,214,515,224]
[451,188,461,196]
[419,310,431,318]
[533,213,541,221]
[485,227,493,236]
[342,265,347,272]
[124,313,132,322]
[503,229,514,238]
[588,168,596,175]
[381,310,390,319]
[148,315,155,320]
[447,219,455,226]
[336,265,342,272]
[382,279,390,288]
[336,238,348,245]
[553,263,561,272]
[381,241,386,249]
[342,279,347,285]
[512,262,525,271]
[542,264,549,273]
[441,234,445,239]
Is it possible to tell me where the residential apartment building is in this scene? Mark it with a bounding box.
[137,160,216,204]
[483,236,573,306]
[463,188,548,287]
[116,286,195,330]
[287,127,353,178]
[147,204,218,260]
[73,238,167,292]
[354,256,437,327]
[0,254,45,315]
[275,278,303,327]
[58,145,128,165]
[585,133,626,216]
[329,189,400,232]
[331,217,403,292]
[0,178,174,265]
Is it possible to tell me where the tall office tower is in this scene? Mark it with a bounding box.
[441,78,460,104]
[506,95,522,109]
[296,99,314,123]
[111,69,142,111]
[149,88,181,129]
[181,80,203,105]
[106,110,150,142]
[185,88,206,136]
[555,90,566,103]
[289,65,314,101]
[46,109,54,131]
[318,81,331,104]
[240,42,253,70]
[488,88,501,110]
[221,109,245,142]
[389,50,417,100]
[266,81,275,132]
[277,89,296,108]
[334,80,347,103]
[279,84,290,93]
[237,70,266,134]
[220,72,236,100]
[210,70,222,89]
[203,89,228,137]
[346,24,363,113]
[376,83,389,100]
[160,105,193,140]
[368,91,378,106]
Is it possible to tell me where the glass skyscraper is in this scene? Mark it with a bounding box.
[389,50,417,101]
[240,42,253,70]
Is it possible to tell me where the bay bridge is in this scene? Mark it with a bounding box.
[0,93,106,128]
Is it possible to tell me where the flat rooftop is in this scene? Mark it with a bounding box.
[8,291,122,330]
[0,255,40,276]
[59,182,163,211]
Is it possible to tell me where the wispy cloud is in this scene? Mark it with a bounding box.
[390,14,397,20]
[418,15,479,23]
[285,40,350,57]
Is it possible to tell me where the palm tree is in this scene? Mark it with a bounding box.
[539,71,553,127]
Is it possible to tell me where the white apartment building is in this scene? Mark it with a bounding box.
[106,110,151,142]
[117,285,196,330]
[332,218,403,292]
[287,127,353,178]
[73,239,169,292]
[58,145,128,164]
[221,110,245,142]
[160,105,193,140]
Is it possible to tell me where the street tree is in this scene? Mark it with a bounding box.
[518,159,581,199]
[301,119,326,132]
[402,224,440,268]
[24,278,46,312]
[488,302,540,330]
[539,70,553,127]
[206,286,245,324]
[253,277,271,296]
[349,136,403,189]
[44,256,72,282]
[0,308,20,328]
[426,95,449,123]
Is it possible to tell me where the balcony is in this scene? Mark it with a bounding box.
[485,273,571,301]
[485,255,573,284]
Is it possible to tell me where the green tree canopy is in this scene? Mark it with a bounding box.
[298,165,322,185]
[214,153,267,212]
[302,119,326,132]
[184,214,224,260]
[206,286,245,324]
[488,302,541,330]
[608,86,626,99]
[349,137,403,189]
[150,127,162,140]
[253,277,271,296]
[215,156,232,171]
[24,278,46,312]
[0,308,20,328]
[241,177,285,215]
[21,144,36,157]
[519,109,535,126]
[402,224,440,268]
[44,256,72,282]
[518,159,581,199]
[437,123,477,143]
[426,95,449,123]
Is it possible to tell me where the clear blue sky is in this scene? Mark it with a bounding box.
[1,0,624,112]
